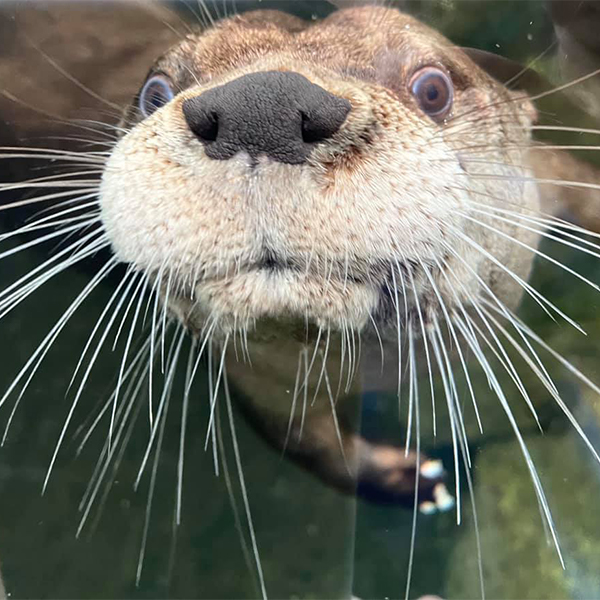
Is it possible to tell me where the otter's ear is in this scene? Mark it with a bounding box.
[460,47,548,96]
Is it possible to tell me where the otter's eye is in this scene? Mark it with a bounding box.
[409,67,454,120]
[139,75,175,118]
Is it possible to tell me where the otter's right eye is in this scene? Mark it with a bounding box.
[139,75,175,118]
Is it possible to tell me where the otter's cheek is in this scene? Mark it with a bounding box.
[99,121,256,278]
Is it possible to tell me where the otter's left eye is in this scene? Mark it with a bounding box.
[409,67,454,120]
[139,75,175,118]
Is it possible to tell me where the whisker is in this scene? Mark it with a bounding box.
[134,322,181,491]
[440,235,561,405]
[43,269,141,493]
[464,171,600,194]
[311,328,331,407]
[22,36,121,111]
[0,217,100,262]
[215,403,261,596]
[75,333,154,458]
[136,326,185,586]
[204,335,230,452]
[223,371,267,600]
[0,204,100,244]
[322,352,348,470]
[0,188,100,213]
[0,231,109,321]
[77,337,155,535]
[408,269,438,435]
[67,266,137,392]
[109,274,150,451]
[442,254,545,430]
[176,339,198,525]
[283,348,304,456]
[465,204,600,260]
[0,258,117,443]
[428,319,461,523]
[481,301,600,466]
[425,259,483,435]
[403,322,420,600]
[533,124,600,137]
[452,311,564,567]
[451,226,585,333]
[459,211,600,292]
[468,200,600,247]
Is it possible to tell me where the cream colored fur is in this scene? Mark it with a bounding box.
[100,7,540,338]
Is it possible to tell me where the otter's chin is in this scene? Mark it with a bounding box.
[171,269,381,336]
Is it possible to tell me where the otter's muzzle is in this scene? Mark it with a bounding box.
[182,71,351,164]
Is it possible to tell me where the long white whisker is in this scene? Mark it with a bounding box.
[453,312,564,567]
[439,237,561,402]
[67,266,137,391]
[136,327,185,586]
[0,232,108,320]
[459,211,600,293]
[0,217,100,261]
[283,348,304,456]
[0,200,99,243]
[76,333,153,457]
[322,354,348,470]
[42,269,141,493]
[215,403,261,596]
[408,270,438,435]
[134,323,181,490]
[177,339,197,525]
[204,335,230,452]
[0,259,117,444]
[442,263,544,431]
[77,340,154,535]
[428,322,461,523]
[451,227,585,333]
[481,301,600,466]
[109,274,149,451]
[223,372,267,600]
[404,322,420,600]
[424,261,483,434]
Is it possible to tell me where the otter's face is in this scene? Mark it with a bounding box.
[100,6,537,337]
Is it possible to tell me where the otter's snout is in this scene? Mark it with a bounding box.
[182,71,351,164]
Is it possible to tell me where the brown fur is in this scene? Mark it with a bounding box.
[99,6,547,505]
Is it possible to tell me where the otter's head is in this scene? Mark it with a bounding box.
[100,6,539,340]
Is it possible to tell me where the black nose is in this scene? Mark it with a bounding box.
[182,71,351,165]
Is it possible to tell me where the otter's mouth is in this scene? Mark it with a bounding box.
[164,250,411,338]
[194,246,390,287]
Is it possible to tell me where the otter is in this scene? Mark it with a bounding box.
[3,2,600,599]
[102,4,540,501]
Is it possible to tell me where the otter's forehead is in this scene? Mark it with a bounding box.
[155,7,483,92]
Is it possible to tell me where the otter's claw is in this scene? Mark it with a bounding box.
[418,481,455,514]
[421,459,444,480]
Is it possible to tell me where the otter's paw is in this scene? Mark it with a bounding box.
[356,444,455,512]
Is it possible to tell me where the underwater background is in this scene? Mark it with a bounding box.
[1,1,600,598]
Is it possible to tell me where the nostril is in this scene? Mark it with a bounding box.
[195,112,219,143]
[182,98,219,143]
[301,112,336,144]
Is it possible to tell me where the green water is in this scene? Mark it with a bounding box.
[1,1,600,598]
